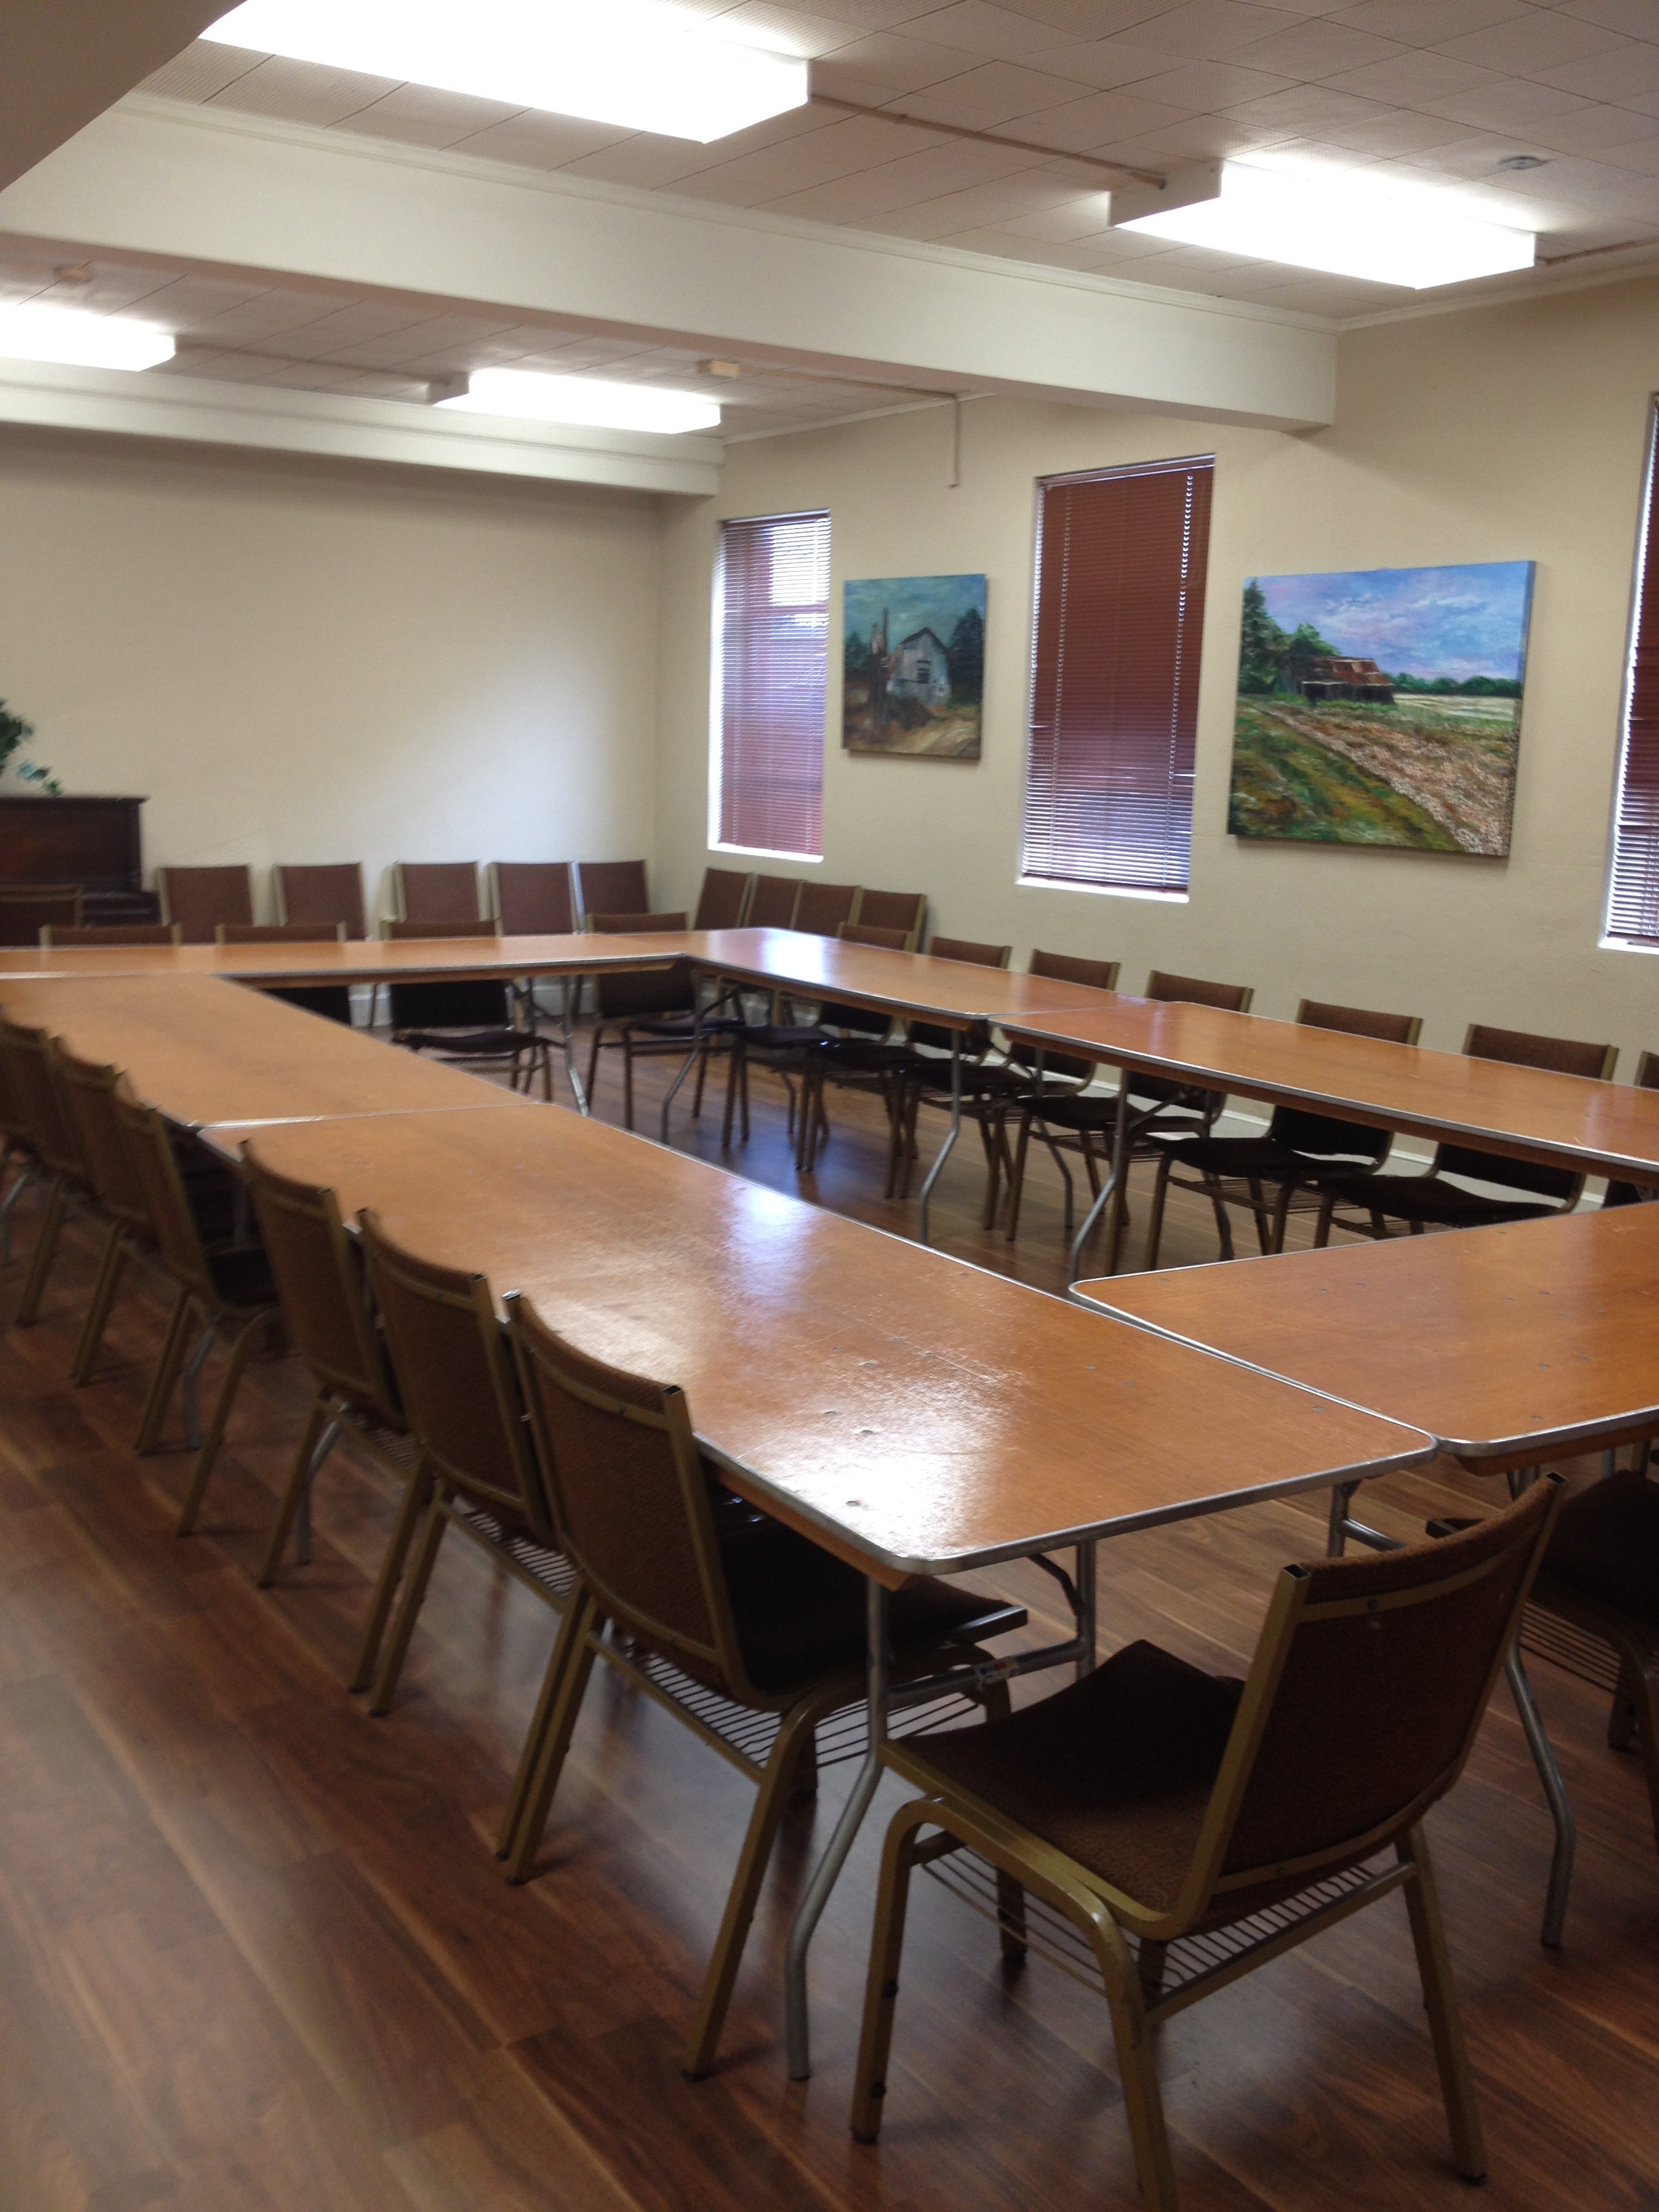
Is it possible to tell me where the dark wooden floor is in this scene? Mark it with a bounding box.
[1,1028,1655,2211]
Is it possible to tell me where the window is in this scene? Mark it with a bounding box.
[711,510,830,860]
[1606,406,1659,948]
[1021,455,1214,898]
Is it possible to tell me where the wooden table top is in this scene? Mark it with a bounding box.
[0,933,683,987]
[214,1104,1431,1582]
[1004,993,1659,1186]
[1078,1202,1659,1470]
[0,975,533,1130]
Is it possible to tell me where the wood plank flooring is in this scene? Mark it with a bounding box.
[0,1026,1654,2210]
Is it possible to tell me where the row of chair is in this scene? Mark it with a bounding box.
[3,1013,1651,2205]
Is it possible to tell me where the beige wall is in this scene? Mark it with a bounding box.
[658,276,1659,1070]
[0,432,663,922]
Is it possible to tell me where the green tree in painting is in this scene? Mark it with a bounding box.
[844,629,872,679]
[947,605,984,705]
[1237,579,1288,693]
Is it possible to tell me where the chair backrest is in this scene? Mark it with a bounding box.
[56,1047,151,1231]
[1145,969,1254,1014]
[493,861,575,937]
[386,918,499,941]
[276,863,367,939]
[854,890,926,948]
[110,1083,218,1300]
[794,882,860,938]
[42,923,180,946]
[396,863,481,924]
[157,866,253,944]
[0,887,82,946]
[1019,949,1119,1084]
[838,922,907,951]
[912,937,1010,1055]
[693,867,753,931]
[241,1147,402,1429]
[821,922,905,1036]
[575,860,649,924]
[589,913,693,1019]
[1433,1023,1619,1203]
[0,1018,83,1181]
[217,922,346,944]
[747,874,802,930]
[506,1292,751,1694]
[1266,998,1425,1160]
[357,1212,552,1542]
[1156,1481,1560,1936]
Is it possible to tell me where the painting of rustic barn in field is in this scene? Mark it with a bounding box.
[1228,562,1534,854]
[844,574,985,758]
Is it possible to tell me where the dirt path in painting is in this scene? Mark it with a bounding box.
[1253,703,1517,854]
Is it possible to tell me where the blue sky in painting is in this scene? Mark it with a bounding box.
[844,573,985,649]
[1254,562,1534,681]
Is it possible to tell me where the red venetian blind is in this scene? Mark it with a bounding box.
[1606,410,1659,945]
[714,510,830,860]
[1021,455,1214,896]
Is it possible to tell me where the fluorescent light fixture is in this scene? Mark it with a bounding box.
[0,304,175,371]
[434,368,720,434]
[202,0,808,142]
[1112,158,1535,290]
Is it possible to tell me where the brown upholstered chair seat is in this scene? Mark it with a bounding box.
[918,1640,1242,1912]
[1540,1472,1659,1627]
[204,1242,279,1309]
[1322,1170,1560,1228]
[397,1025,541,1056]
[1143,1131,1379,1180]
[718,1511,1023,1696]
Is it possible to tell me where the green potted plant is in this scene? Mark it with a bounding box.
[0,703,62,794]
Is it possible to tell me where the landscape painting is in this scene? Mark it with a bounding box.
[843,573,985,758]
[1227,562,1534,855]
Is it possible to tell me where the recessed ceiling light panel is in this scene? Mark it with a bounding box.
[0,304,176,371]
[203,0,808,142]
[434,368,720,434]
[1113,157,1536,290]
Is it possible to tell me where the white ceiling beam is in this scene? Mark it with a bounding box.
[0,100,1337,432]
[0,2,230,190]
[0,354,722,495]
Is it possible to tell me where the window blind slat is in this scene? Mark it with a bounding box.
[1607,422,1659,943]
[715,512,829,861]
[1021,457,1213,895]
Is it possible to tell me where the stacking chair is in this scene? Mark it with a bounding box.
[54,1046,167,1387]
[42,923,180,946]
[585,912,737,1132]
[851,1481,1562,2211]
[385,920,554,1099]
[1004,970,1254,1269]
[1143,998,1424,1266]
[493,861,575,937]
[890,937,1014,1220]
[1603,1050,1659,1208]
[693,867,753,930]
[356,1217,573,1772]
[1317,1024,1618,1243]
[276,862,368,940]
[1001,952,1120,1242]
[240,1147,426,1688]
[0,1045,36,1263]
[853,890,926,949]
[794,881,859,938]
[112,1085,282,1535]
[575,860,649,926]
[793,921,920,1183]
[501,1293,1027,2077]
[0,1017,96,1327]
[0,886,81,945]
[218,921,351,1025]
[745,874,802,930]
[395,861,482,924]
[157,865,253,945]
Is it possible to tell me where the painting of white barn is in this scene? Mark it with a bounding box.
[844,574,985,758]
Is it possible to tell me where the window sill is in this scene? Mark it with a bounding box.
[712,844,823,865]
[1017,876,1188,905]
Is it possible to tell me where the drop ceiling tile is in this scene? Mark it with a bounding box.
[1519,104,1659,153]
[1079,115,1291,161]
[1214,18,1406,73]
[337,84,529,150]
[994,85,1194,146]
[1584,136,1659,177]
[990,190,1122,237]
[1115,58,1298,104]
[1016,37,1193,87]
[1329,1,1531,39]
[1435,14,1633,73]
[992,1,1197,35]
[652,119,960,201]
[205,56,404,127]
[1320,53,1504,106]
[1093,2,1311,60]
[892,59,1111,116]
[710,3,884,55]
[553,137,747,188]
[1414,77,1597,129]
[138,41,270,102]
[900,1,1096,56]
[445,112,642,166]
[1556,0,1659,33]
[1222,81,1412,129]
[886,169,1109,226]
[797,29,983,91]
[1532,43,1659,99]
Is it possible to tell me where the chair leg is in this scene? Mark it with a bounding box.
[851,1798,930,2142]
[134,1286,194,1454]
[585,1025,604,1107]
[1144,1151,1176,1269]
[499,1585,598,1872]
[14,1175,68,1326]
[1397,1826,1487,2182]
[255,1390,337,1588]
[346,1450,434,1694]
[176,1308,277,1536]
[368,1494,451,1716]
[680,1695,827,2080]
[722,1039,743,1148]
[1088,1912,1180,2212]
[1505,1645,1576,1946]
[692,1041,708,1120]
[70,1221,129,1385]
[1622,1647,1659,1855]
[1267,1177,1298,1255]
[621,1037,636,1132]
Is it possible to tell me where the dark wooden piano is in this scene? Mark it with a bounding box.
[0,796,158,928]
